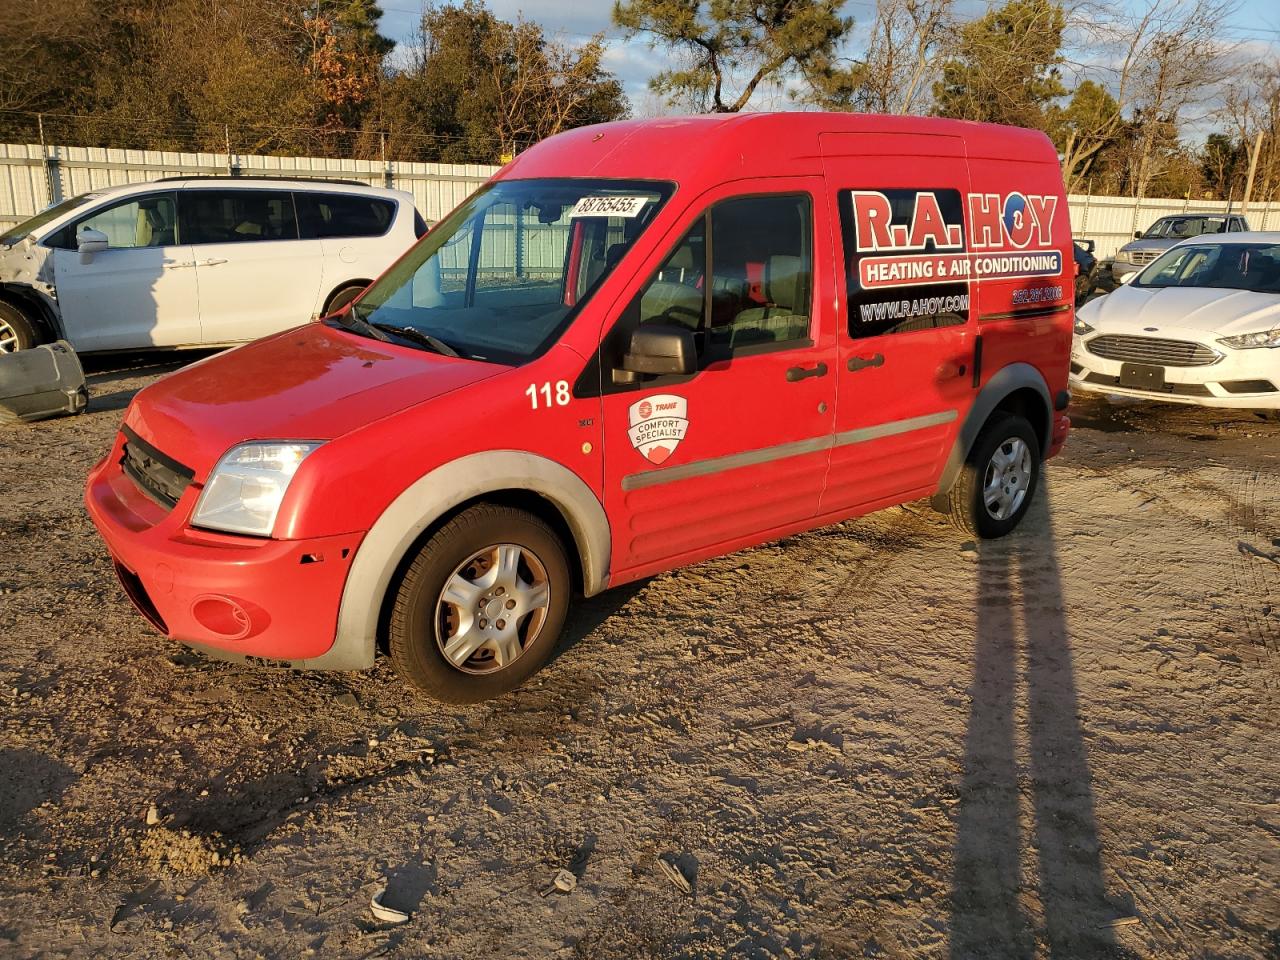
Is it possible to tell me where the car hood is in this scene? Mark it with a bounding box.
[123,323,505,477]
[1080,285,1280,336]
[1116,238,1175,258]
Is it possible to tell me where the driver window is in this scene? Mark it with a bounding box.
[62,195,177,250]
[635,193,813,356]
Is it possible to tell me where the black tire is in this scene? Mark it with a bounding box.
[945,412,1041,539]
[323,283,367,316]
[0,300,41,353]
[388,504,571,703]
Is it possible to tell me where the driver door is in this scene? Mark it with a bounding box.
[595,179,839,580]
[51,192,201,351]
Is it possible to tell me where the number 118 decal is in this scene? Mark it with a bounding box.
[526,381,571,409]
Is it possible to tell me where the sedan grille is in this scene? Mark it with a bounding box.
[1085,334,1220,367]
[120,426,194,510]
[1130,250,1162,266]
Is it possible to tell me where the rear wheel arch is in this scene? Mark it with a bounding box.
[932,363,1052,505]
[309,452,611,671]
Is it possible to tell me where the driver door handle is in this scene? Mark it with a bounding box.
[785,362,828,382]
[847,353,885,372]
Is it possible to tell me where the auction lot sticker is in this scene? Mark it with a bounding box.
[628,395,688,465]
[571,196,650,218]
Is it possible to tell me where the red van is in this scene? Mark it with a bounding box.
[86,113,1072,703]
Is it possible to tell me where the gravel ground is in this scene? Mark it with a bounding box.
[1,351,1277,959]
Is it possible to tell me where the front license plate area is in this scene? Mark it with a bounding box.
[1120,363,1166,391]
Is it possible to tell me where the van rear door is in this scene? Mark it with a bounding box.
[819,133,975,516]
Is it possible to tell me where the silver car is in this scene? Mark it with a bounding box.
[1111,213,1249,285]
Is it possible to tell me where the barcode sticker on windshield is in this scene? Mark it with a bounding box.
[570,196,649,218]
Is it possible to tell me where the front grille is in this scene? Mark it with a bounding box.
[120,426,194,510]
[1086,334,1220,367]
[1130,250,1162,266]
[1083,372,1212,397]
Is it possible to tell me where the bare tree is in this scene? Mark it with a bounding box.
[1058,0,1237,195]
[837,0,954,114]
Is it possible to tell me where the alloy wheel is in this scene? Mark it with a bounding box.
[0,318,18,353]
[982,437,1032,520]
[434,543,551,674]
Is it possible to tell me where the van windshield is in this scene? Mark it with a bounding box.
[0,193,97,247]
[343,178,673,364]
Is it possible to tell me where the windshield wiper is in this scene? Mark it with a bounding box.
[367,321,461,358]
[330,304,391,342]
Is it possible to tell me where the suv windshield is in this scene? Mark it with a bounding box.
[0,193,97,246]
[1142,216,1227,240]
[1133,242,1280,292]
[343,178,673,364]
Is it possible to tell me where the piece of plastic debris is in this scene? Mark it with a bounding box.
[552,869,577,893]
[370,887,410,924]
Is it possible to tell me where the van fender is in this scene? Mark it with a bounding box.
[932,363,1053,502]
[301,451,611,670]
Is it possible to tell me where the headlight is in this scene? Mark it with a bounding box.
[1074,318,1094,336]
[1218,328,1280,350]
[192,442,323,536]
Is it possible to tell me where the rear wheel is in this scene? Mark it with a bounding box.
[324,283,367,317]
[946,412,1041,539]
[388,504,571,703]
[0,301,40,353]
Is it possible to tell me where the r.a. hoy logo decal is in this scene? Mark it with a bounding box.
[628,394,688,465]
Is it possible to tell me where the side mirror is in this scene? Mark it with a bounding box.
[619,323,697,377]
[1133,231,1143,240]
[77,228,109,265]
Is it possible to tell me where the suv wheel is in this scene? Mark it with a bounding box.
[388,504,571,703]
[946,412,1041,539]
[0,301,40,353]
[324,284,367,316]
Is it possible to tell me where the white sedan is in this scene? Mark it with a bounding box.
[1072,232,1280,413]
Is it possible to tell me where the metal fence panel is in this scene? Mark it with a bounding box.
[0,143,499,228]
[4,142,1279,264]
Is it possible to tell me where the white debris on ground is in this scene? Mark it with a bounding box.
[0,352,1276,958]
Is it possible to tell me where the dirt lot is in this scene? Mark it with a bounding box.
[1,353,1277,959]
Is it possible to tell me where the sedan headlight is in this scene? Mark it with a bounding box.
[1218,328,1280,350]
[192,442,323,536]
[1074,318,1094,336]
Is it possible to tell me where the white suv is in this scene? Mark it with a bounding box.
[0,178,425,353]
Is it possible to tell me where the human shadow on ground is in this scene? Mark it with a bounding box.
[950,477,1134,959]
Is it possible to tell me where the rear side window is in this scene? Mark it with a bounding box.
[297,192,396,239]
[634,193,813,358]
[180,190,298,244]
[839,187,970,338]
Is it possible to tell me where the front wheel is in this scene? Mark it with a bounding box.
[945,412,1041,539]
[0,301,40,353]
[388,504,571,703]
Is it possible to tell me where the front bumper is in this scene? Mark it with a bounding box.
[1070,335,1280,409]
[84,434,365,664]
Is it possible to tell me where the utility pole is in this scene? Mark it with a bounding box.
[1240,131,1264,221]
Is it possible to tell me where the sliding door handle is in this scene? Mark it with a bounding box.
[847,353,884,372]
[198,258,229,266]
[785,362,828,382]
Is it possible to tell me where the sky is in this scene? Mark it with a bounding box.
[374,0,1280,116]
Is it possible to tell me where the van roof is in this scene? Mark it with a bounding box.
[500,112,1059,186]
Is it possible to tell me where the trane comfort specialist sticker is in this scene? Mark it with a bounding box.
[628,394,688,465]
[570,196,651,218]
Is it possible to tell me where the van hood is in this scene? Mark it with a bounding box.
[1079,285,1280,336]
[124,323,505,477]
